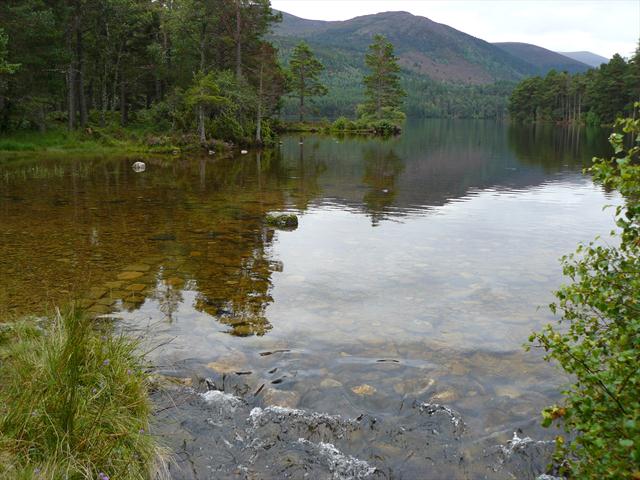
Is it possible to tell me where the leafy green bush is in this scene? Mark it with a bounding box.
[0,309,167,479]
[529,110,640,479]
[332,116,349,131]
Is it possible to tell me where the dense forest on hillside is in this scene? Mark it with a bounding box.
[273,38,514,121]
[509,50,640,125]
[0,0,286,145]
[271,11,594,120]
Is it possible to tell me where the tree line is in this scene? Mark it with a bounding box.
[509,48,640,125]
[0,1,406,145]
[0,0,286,144]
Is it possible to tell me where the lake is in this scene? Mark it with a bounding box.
[0,119,618,479]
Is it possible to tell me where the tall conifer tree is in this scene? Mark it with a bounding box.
[288,41,327,122]
[360,34,405,120]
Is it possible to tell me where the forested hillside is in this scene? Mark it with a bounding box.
[272,11,594,119]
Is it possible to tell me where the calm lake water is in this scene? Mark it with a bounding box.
[0,120,618,478]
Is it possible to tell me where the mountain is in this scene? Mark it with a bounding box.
[271,11,598,119]
[274,11,538,84]
[493,42,590,74]
[557,51,609,68]
[274,11,591,85]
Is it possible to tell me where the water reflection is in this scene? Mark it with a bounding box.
[0,152,295,335]
[0,120,619,465]
[361,147,405,225]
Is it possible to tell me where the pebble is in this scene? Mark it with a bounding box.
[431,389,458,403]
[262,388,300,408]
[123,263,151,272]
[351,384,376,396]
[320,378,343,389]
[126,284,146,292]
[117,271,144,281]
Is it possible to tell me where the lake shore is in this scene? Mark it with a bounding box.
[0,127,241,156]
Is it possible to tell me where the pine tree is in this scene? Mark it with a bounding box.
[360,34,405,120]
[288,41,327,122]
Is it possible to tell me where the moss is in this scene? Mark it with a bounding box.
[265,213,299,230]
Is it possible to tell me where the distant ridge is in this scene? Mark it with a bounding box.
[493,42,591,74]
[557,51,609,68]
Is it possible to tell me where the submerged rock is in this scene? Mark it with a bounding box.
[351,384,376,396]
[488,431,557,479]
[132,161,146,172]
[151,381,554,480]
[296,439,377,479]
[265,213,299,230]
[116,271,144,281]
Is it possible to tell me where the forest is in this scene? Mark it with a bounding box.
[0,0,287,146]
[0,0,411,147]
[2,0,639,149]
[509,50,640,125]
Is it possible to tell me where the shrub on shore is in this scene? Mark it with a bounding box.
[529,110,640,479]
[0,309,167,479]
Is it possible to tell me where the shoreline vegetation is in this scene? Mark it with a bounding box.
[0,2,407,156]
[0,124,237,155]
[0,308,168,479]
[0,117,404,155]
[529,110,640,479]
[277,116,402,136]
[508,47,640,126]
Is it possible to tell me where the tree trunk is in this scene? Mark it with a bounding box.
[578,93,582,124]
[77,15,88,129]
[299,89,304,123]
[120,72,127,126]
[38,104,47,133]
[199,24,206,71]
[101,64,108,127]
[298,69,305,122]
[235,1,242,79]
[198,105,206,144]
[111,47,122,112]
[68,63,76,130]
[155,74,162,102]
[255,63,263,143]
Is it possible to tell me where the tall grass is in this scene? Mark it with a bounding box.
[0,309,168,479]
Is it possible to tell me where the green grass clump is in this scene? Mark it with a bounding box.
[0,139,37,151]
[0,309,168,479]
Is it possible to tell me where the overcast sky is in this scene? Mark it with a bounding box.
[271,0,640,58]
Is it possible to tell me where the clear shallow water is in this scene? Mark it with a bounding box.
[0,120,618,478]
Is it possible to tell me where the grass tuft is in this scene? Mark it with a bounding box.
[0,309,168,479]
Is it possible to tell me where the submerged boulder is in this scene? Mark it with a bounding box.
[132,161,146,172]
[266,213,299,230]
